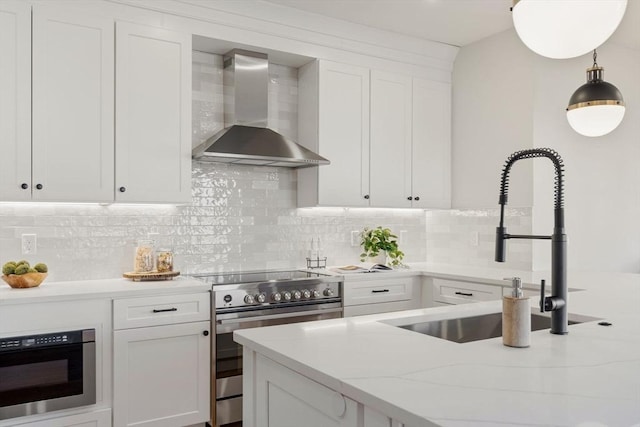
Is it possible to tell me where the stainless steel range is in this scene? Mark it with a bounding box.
[192,270,343,427]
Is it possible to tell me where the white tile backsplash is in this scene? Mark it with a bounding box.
[0,164,427,280]
[425,208,532,270]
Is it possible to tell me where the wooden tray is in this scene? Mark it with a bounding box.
[123,271,180,282]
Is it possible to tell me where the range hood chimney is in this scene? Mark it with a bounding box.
[192,49,329,168]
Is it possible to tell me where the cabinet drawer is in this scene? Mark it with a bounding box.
[113,293,210,330]
[432,278,502,305]
[344,277,413,306]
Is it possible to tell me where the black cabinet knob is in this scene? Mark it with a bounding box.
[20,183,28,190]
[414,196,420,201]
[203,330,209,337]
[119,187,126,193]
[407,196,413,201]
[35,184,43,190]
[363,194,370,200]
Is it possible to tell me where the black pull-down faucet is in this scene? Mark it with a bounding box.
[495,148,568,335]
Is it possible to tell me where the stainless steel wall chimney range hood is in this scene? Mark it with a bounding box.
[192,49,329,168]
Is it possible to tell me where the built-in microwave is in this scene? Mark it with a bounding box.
[0,329,96,420]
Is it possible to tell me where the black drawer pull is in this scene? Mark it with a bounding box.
[455,291,473,297]
[371,289,390,293]
[152,307,178,313]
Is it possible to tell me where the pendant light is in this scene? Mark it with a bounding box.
[512,0,628,59]
[566,50,625,137]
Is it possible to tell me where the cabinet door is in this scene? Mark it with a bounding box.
[32,6,114,202]
[370,70,412,208]
[115,22,191,203]
[411,78,451,208]
[0,1,31,201]
[317,61,370,207]
[254,353,358,427]
[113,322,210,427]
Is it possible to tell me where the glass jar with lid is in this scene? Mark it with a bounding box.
[156,249,174,273]
[134,239,155,273]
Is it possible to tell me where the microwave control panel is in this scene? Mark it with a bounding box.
[0,329,94,352]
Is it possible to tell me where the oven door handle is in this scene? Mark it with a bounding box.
[216,307,343,325]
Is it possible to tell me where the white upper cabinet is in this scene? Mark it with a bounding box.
[298,60,451,209]
[411,78,451,208]
[298,60,370,207]
[0,1,31,201]
[0,5,190,204]
[115,22,192,204]
[369,70,412,208]
[32,5,114,202]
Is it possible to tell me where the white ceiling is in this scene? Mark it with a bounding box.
[262,0,640,50]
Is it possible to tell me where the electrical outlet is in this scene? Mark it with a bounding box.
[22,234,37,255]
[350,231,360,247]
[399,230,407,244]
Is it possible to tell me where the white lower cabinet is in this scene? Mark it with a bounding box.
[12,409,111,427]
[244,349,406,427]
[254,354,358,427]
[343,276,421,317]
[112,294,210,427]
[430,278,503,306]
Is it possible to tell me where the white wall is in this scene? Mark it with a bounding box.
[452,29,535,209]
[531,42,640,272]
[453,29,640,273]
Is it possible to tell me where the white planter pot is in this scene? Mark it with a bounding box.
[366,253,387,265]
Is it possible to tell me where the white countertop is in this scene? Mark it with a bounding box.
[0,275,210,304]
[235,265,640,427]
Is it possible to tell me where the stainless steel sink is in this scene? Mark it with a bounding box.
[394,312,597,344]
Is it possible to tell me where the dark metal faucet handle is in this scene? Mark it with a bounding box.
[540,279,546,312]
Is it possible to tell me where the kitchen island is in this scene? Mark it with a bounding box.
[234,266,640,427]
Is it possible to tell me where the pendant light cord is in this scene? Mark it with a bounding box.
[592,49,598,67]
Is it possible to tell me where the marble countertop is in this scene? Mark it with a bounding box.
[0,275,210,304]
[235,265,640,427]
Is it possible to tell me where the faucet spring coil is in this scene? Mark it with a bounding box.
[499,148,565,209]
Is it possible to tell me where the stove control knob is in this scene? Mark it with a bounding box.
[244,294,255,304]
[283,291,292,301]
[323,288,334,297]
[256,293,267,303]
[292,290,302,300]
[271,292,282,302]
[302,289,311,299]
[312,290,321,298]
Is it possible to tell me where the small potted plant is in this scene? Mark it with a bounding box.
[359,226,405,267]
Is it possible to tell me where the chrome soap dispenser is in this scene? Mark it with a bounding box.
[502,277,531,348]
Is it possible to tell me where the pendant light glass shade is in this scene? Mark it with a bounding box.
[512,0,628,59]
[566,52,625,137]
